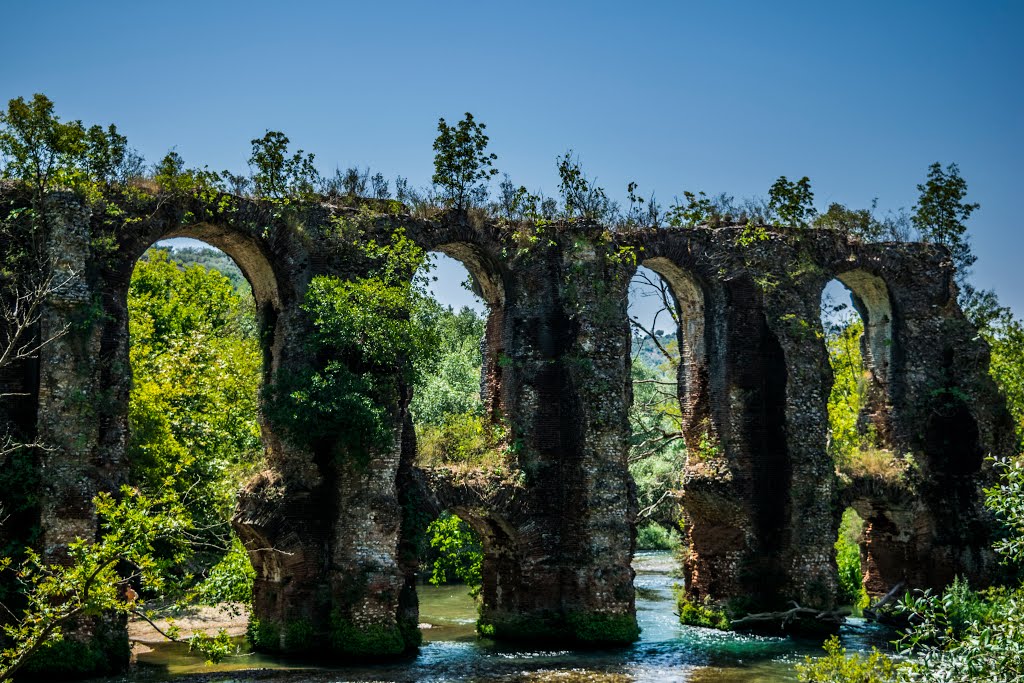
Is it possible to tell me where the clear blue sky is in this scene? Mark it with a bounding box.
[3,1,1021,315]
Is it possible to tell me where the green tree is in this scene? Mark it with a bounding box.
[266,231,439,457]
[248,130,320,201]
[767,175,815,227]
[825,319,867,466]
[425,512,482,595]
[410,302,486,427]
[0,94,85,197]
[432,113,498,210]
[556,150,613,222]
[912,162,979,282]
[128,249,262,571]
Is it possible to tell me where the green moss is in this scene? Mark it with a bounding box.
[329,610,413,658]
[479,610,639,645]
[477,612,565,641]
[678,594,731,630]
[566,611,640,644]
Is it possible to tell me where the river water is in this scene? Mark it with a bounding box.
[123,552,893,683]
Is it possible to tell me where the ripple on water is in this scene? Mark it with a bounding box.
[130,551,893,683]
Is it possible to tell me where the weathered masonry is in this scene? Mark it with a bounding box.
[1,190,1014,669]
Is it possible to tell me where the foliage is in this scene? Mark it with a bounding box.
[826,318,867,466]
[797,636,902,683]
[0,488,202,681]
[165,245,251,297]
[912,162,979,285]
[432,112,498,210]
[0,94,87,196]
[629,333,685,524]
[193,536,256,605]
[410,303,486,426]
[128,250,262,560]
[636,522,681,551]
[979,312,1024,442]
[425,512,482,594]
[248,130,320,201]
[666,190,713,227]
[835,508,867,609]
[677,593,730,630]
[416,414,506,469]
[767,175,816,228]
[266,231,438,456]
[896,584,1024,682]
[556,151,614,222]
[0,93,141,200]
[985,456,1024,565]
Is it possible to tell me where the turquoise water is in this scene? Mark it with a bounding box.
[121,552,894,682]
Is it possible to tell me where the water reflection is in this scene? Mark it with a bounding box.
[126,551,893,683]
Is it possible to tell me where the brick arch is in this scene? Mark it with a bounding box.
[421,240,509,423]
[833,269,893,384]
[640,256,711,448]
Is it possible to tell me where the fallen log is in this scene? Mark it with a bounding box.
[730,601,850,636]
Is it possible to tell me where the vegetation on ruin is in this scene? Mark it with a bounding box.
[3,91,1024,678]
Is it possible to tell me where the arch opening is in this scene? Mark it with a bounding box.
[626,261,698,554]
[126,237,269,606]
[408,249,512,634]
[412,249,506,467]
[821,274,895,472]
[822,273,897,605]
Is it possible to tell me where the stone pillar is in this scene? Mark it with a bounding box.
[31,197,132,675]
[235,272,417,659]
[474,237,639,644]
[763,280,838,610]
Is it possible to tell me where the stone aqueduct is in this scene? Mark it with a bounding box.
[6,192,1015,659]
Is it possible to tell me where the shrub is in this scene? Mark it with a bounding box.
[796,636,901,682]
[636,522,681,551]
[677,593,730,630]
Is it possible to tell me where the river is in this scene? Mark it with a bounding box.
[122,551,893,682]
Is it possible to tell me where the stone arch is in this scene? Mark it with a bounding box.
[129,222,285,373]
[119,224,302,640]
[444,506,523,624]
[426,241,509,423]
[833,268,894,392]
[638,256,710,447]
[821,268,897,600]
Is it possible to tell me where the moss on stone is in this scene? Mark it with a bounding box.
[479,610,639,645]
[678,594,731,630]
[566,611,641,644]
[329,610,412,658]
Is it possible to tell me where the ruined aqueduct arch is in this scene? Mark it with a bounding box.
[5,191,1015,665]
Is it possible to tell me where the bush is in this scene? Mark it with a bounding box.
[796,636,901,682]
[194,535,255,605]
[835,508,868,609]
[677,593,730,630]
[636,522,681,551]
